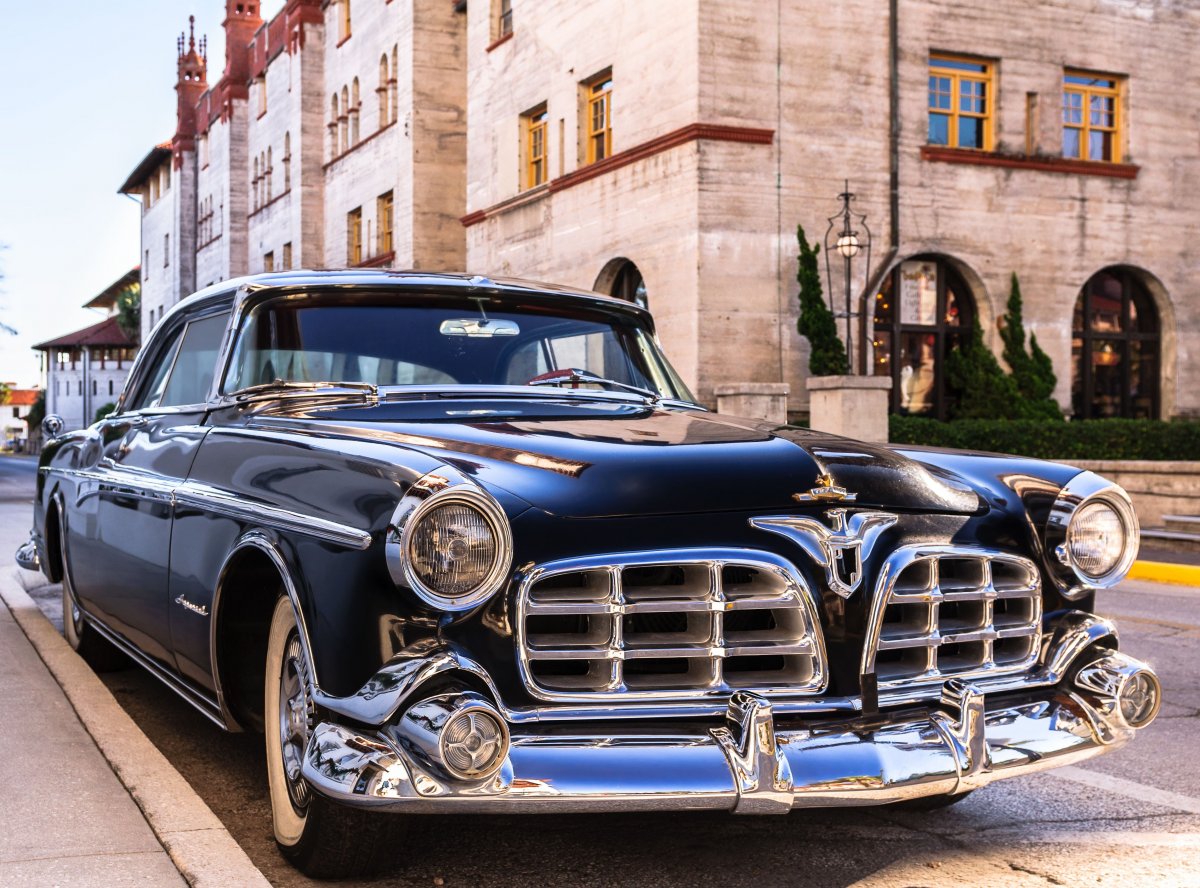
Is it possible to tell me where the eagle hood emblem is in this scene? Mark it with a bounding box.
[750,509,897,598]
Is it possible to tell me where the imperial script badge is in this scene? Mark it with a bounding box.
[750,509,898,598]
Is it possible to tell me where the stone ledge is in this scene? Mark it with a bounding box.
[713,383,790,396]
[805,375,892,392]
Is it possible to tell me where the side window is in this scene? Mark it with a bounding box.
[156,314,229,407]
[127,329,185,412]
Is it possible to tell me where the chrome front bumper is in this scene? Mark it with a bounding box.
[301,650,1160,814]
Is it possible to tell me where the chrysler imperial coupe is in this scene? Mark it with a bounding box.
[18,271,1160,877]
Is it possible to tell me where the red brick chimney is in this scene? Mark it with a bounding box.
[173,16,207,164]
[220,0,263,93]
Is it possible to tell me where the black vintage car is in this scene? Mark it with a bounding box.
[18,271,1160,877]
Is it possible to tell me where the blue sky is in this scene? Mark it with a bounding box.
[0,1,283,387]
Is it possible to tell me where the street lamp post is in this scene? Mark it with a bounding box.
[824,181,871,373]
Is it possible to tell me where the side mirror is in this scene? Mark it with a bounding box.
[42,414,65,440]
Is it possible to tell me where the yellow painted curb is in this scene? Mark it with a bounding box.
[1128,560,1200,587]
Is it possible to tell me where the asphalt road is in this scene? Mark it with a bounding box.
[4,485,1200,887]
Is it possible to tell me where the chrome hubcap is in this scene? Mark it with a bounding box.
[278,634,314,811]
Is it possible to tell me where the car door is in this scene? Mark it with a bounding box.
[68,309,231,669]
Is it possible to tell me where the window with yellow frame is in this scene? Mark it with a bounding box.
[585,74,612,164]
[347,207,363,265]
[1063,71,1122,162]
[928,54,994,151]
[523,107,548,189]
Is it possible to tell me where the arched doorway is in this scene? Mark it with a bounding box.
[1071,267,1161,419]
[870,255,978,419]
[594,258,648,309]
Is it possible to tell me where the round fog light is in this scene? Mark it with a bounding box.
[440,708,509,779]
[1119,671,1162,728]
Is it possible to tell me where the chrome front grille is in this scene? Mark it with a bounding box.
[516,549,827,702]
[864,546,1042,690]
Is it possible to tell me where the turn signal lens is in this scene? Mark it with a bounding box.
[407,503,498,597]
[440,708,508,779]
[1067,500,1128,580]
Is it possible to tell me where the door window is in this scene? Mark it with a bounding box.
[127,329,185,412]
[156,314,229,407]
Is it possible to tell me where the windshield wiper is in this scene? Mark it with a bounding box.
[228,379,378,402]
[526,368,660,403]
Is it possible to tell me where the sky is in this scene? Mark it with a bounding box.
[0,0,284,388]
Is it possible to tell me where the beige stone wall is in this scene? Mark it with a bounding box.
[196,107,251,288]
[138,159,178,340]
[463,0,1200,418]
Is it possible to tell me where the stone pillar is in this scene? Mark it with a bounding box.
[713,383,790,424]
[806,376,892,442]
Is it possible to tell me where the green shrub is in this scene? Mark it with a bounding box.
[94,402,117,423]
[999,273,1061,420]
[889,416,1200,461]
[944,319,1026,419]
[795,224,848,376]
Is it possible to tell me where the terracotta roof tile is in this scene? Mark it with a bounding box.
[33,316,137,350]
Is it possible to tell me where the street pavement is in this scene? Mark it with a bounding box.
[1,454,1199,887]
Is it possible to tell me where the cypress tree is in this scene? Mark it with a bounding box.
[999,273,1061,420]
[945,319,1025,420]
[796,225,848,376]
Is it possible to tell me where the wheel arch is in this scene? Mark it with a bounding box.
[211,530,317,733]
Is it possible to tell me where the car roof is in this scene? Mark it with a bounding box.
[165,269,652,327]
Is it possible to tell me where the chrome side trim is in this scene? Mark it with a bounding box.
[302,656,1159,813]
[42,466,372,550]
[82,614,226,729]
[174,479,373,550]
[1045,470,1140,598]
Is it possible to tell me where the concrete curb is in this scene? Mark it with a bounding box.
[0,570,272,888]
[1128,559,1200,588]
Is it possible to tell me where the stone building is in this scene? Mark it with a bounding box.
[123,0,1200,420]
[33,269,140,432]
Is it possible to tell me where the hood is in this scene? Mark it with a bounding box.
[254,399,983,518]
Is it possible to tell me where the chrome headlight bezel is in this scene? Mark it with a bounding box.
[386,473,513,612]
[1045,471,1139,599]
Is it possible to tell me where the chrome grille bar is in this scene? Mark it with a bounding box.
[862,545,1042,691]
[516,549,828,702]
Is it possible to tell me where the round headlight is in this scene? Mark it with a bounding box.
[1067,500,1128,580]
[387,482,513,612]
[408,502,497,596]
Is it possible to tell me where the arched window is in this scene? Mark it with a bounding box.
[594,258,648,309]
[329,93,339,157]
[351,78,361,144]
[1072,267,1160,419]
[265,147,272,200]
[871,255,977,419]
[340,86,349,153]
[390,46,399,124]
[283,132,291,191]
[378,54,390,127]
[253,156,260,209]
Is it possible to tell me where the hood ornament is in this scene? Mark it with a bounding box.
[793,474,856,503]
[751,509,897,598]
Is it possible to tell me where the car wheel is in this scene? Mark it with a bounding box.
[59,518,128,672]
[890,789,976,811]
[264,597,404,878]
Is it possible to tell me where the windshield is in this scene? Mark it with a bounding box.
[223,292,695,402]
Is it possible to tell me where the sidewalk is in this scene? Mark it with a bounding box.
[0,585,187,887]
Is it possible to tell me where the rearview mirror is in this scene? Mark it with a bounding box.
[439,318,520,338]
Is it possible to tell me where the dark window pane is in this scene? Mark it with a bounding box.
[929,113,950,145]
[1130,341,1157,419]
[1089,129,1113,161]
[957,117,983,148]
[945,287,964,326]
[1091,339,1123,418]
[872,330,893,377]
[1063,128,1081,158]
[1088,274,1124,332]
[1071,337,1084,417]
[899,332,937,415]
[931,57,987,73]
[874,278,895,326]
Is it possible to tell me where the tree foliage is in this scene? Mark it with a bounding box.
[25,390,44,430]
[944,319,1025,419]
[116,284,141,340]
[999,273,1061,420]
[796,225,848,376]
[94,402,117,423]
